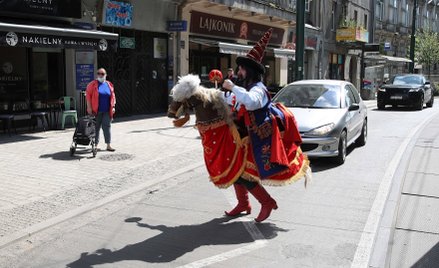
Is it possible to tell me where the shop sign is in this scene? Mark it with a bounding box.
[120,37,135,49]
[167,21,187,32]
[0,31,116,51]
[0,0,81,18]
[154,38,167,59]
[384,42,391,51]
[190,11,284,45]
[103,0,133,27]
[75,64,94,91]
[75,51,94,91]
[336,28,368,43]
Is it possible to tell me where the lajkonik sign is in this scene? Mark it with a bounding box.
[0,0,82,18]
[190,11,284,45]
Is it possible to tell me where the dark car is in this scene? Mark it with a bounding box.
[377,74,434,110]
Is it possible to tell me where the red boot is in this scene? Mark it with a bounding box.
[249,184,278,222]
[225,184,251,216]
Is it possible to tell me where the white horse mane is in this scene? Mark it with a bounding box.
[171,74,232,124]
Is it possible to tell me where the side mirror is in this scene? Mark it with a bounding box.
[425,81,431,88]
[348,103,360,111]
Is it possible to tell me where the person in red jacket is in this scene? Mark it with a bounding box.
[86,68,116,152]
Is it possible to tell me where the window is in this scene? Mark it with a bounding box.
[364,14,368,29]
[345,86,356,107]
[401,1,409,26]
[31,48,64,101]
[423,5,429,28]
[389,0,398,24]
[331,1,337,31]
[376,0,384,21]
[354,10,358,25]
[305,0,311,12]
[348,85,360,103]
[0,47,29,102]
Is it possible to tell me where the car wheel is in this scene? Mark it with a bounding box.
[427,95,434,108]
[334,131,347,165]
[356,120,367,147]
[416,95,424,110]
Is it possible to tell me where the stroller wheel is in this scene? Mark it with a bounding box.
[92,143,97,157]
[70,146,76,156]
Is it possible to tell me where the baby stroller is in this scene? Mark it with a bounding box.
[70,115,97,157]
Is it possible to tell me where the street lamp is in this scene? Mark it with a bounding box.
[295,0,305,81]
[409,0,418,73]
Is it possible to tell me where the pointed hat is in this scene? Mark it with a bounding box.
[236,28,273,74]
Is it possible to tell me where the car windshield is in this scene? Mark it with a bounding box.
[392,75,423,86]
[273,84,341,108]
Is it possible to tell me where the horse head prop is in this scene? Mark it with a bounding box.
[167,74,232,127]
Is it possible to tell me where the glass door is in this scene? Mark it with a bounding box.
[31,48,64,101]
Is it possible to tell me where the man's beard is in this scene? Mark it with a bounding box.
[235,73,246,87]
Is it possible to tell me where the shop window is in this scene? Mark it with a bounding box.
[31,48,64,101]
[0,47,29,103]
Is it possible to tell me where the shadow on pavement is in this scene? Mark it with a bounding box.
[371,106,423,112]
[412,242,439,268]
[309,145,355,172]
[128,124,195,134]
[39,149,94,161]
[0,134,45,144]
[67,216,287,267]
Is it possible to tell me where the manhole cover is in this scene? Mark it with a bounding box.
[99,153,134,161]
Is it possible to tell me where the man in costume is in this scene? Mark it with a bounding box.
[221,28,309,223]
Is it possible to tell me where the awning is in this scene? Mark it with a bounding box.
[0,22,118,51]
[364,53,412,63]
[381,55,412,63]
[273,48,295,60]
[219,42,253,56]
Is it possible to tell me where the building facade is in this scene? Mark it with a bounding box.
[0,0,118,119]
[0,0,181,119]
[176,0,299,90]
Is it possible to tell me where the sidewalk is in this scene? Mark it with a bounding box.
[387,113,439,267]
[0,114,203,244]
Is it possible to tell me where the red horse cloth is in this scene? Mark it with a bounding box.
[198,121,247,188]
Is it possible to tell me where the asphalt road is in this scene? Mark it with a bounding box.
[1,102,438,268]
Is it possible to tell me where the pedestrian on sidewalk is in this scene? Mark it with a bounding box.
[226,67,238,84]
[86,68,116,152]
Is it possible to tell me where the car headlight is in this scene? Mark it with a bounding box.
[409,88,421,92]
[306,123,335,136]
[378,88,386,92]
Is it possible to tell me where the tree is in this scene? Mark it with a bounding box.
[415,30,439,78]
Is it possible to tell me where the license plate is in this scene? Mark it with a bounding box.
[390,95,403,100]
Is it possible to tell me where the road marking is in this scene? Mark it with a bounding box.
[178,240,267,268]
[0,162,204,250]
[351,108,439,268]
[178,189,268,267]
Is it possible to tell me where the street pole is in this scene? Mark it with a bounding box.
[295,0,305,81]
[409,0,418,73]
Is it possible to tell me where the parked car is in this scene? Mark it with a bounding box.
[273,80,368,165]
[377,74,434,110]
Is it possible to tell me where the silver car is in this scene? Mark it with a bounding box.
[273,80,368,164]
